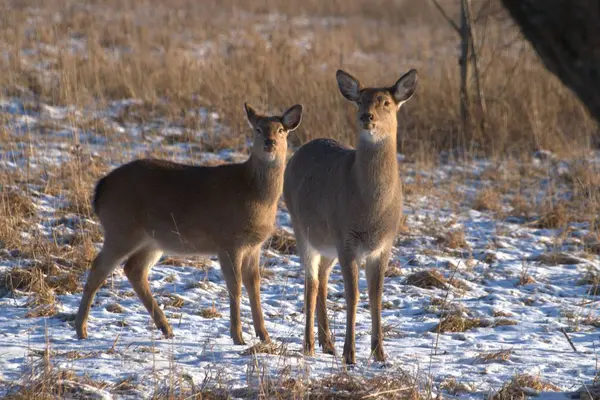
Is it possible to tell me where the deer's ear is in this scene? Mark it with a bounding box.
[336,70,362,103]
[244,102,259,127]
[282,104,303,132]
[391,69,418,107]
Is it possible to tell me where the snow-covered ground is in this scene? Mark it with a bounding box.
[0,98,598,398]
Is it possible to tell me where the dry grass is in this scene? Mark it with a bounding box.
[529,251,582,266]
[473,188,502,212]
[431,315,490,333]
[405,270,448,289]
[492,318,518,327]
[239,342,284,356]
[0,0,595,158]
[475,349,512,364]
[2,190,36,218]
[489,374,561,399]
[267,228,297,255]
[577,267,600,296]
[509,195,533,220]
[517,273,536,286]
[440,377,474,395]
[106,303,124,313]
[437,230,469,249]
[534,202,570,229]
[307,372,422,399]
[4,348,109,400]
[405,269,469,291]
[198,303,222,319]
[493,310,512,318]
[162,294,185,309]
[385,260,404,278]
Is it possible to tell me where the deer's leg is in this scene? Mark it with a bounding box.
[297,236,320,356]
[365,247,391,362]
[219,249,245,345]
[338,249,359,365]
[75,239,133,339]
[317,257,335,355]
[123,247,169,337]
[242,246,270,343]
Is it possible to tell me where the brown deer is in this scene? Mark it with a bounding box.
[283,69,417,364]
[75,103,303,345]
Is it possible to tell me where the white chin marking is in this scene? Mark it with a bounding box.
[265,153,276,162]
[360,130,378,142]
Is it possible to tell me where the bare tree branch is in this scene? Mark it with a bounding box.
[430,0,461,35]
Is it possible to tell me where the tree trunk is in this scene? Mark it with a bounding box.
[501,0,600,122]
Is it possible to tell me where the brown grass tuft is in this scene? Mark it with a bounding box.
[267,229,297,255]
[385,260,404,278]
[440,377,474,395]
[517,274,536,286]
[0,267,47,293]
[405,270,448,289]
[2,190,36,218]
[4,361,108,399]
[473,188,502,212]
[198,303,221,319]
[475,349,512,364]
[534,202,570,229]
[529,252,582,266]
[493,319,518,327]
[163,294,185,309]
[431,315,489,333]
[489,374,560,399]
[493,310,513,317]
[240,342,283,356]
[509,195,533,220]
[106,303,124,313]
[309,371,422,399]
[437,230,469,249]
[25,304,58,318]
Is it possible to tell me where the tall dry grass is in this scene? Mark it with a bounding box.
[0,0,596,158]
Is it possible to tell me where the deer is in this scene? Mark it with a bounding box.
[283,69,417,364]
[75,102,303,345]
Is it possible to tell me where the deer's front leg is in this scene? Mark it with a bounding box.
[339,250,359,365]
[365,247,391,362]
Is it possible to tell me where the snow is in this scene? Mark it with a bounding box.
[0,97,598,398]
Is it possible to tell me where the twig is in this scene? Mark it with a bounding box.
[108,332,121,354]
[430,0,460,35]
[560,328,578,352]
[361,387,412,399]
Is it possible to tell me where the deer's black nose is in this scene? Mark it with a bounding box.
[264,138,275,152]
[360,113,374,123]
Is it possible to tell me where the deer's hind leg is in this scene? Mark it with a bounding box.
[123,247,168,337]
[317,257,335,355]
[297,233,321,356]
[75,238,137,339]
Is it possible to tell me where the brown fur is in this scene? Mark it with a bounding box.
[283,69,417,364]
[75,103,303,344]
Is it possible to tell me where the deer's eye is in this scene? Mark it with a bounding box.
[278,127,284,134]
[383,100,391,107]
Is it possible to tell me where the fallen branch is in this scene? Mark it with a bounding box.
[560,327,578,352]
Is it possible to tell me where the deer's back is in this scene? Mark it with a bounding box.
[95,159,278,254]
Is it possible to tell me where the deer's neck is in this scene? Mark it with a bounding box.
[354,132,400,203]
[246,156,285,204]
